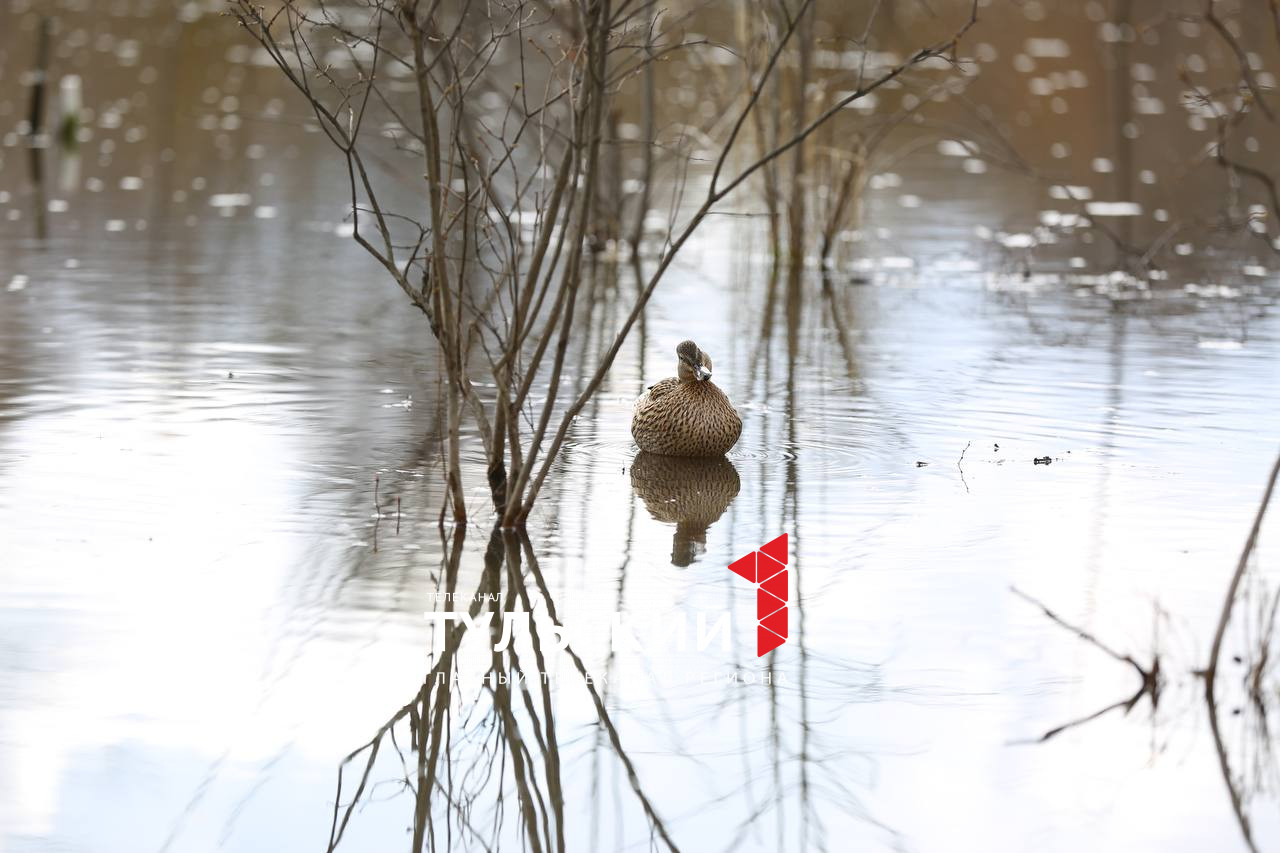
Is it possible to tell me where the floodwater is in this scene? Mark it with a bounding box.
[2,2,1279,852]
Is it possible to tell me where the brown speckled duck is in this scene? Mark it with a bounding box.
[631,340,742,456]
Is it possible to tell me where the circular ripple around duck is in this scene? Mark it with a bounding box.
[557,436,638,470]
[726,446,799,464]
[729,425,910,478]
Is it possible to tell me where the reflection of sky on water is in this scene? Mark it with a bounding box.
[1,2,1279,852]
[0,232,436,850]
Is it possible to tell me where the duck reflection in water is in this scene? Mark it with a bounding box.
[629,451,740,566]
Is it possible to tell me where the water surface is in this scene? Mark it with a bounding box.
[2,3,1279,852]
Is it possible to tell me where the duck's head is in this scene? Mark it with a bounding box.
[676,340,713,383]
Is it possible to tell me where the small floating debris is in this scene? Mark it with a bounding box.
[915,461,929,467]
[7,274,29,292]
[1033,456,1052,465]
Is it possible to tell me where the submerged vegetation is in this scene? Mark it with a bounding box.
[228,0,980,527]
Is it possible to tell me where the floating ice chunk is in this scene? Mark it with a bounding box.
[1131,62,1157,82]
[1085,201,1142,216]
[1025,38,1071,58]
[209,193,251,208]
[1135,96,1164,115]
[1049,185,1092,200]
[1039,210,1083,227]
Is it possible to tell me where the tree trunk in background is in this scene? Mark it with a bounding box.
[786,0,814,277]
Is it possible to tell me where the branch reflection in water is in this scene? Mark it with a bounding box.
[1017,452,1280,853]
[327,523,681,853]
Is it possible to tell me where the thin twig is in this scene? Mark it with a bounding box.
[1206,451,1280,684]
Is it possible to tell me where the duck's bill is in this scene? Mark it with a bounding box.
[696,365,712,381]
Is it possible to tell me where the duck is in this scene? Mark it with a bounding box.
[631,340,742,456]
